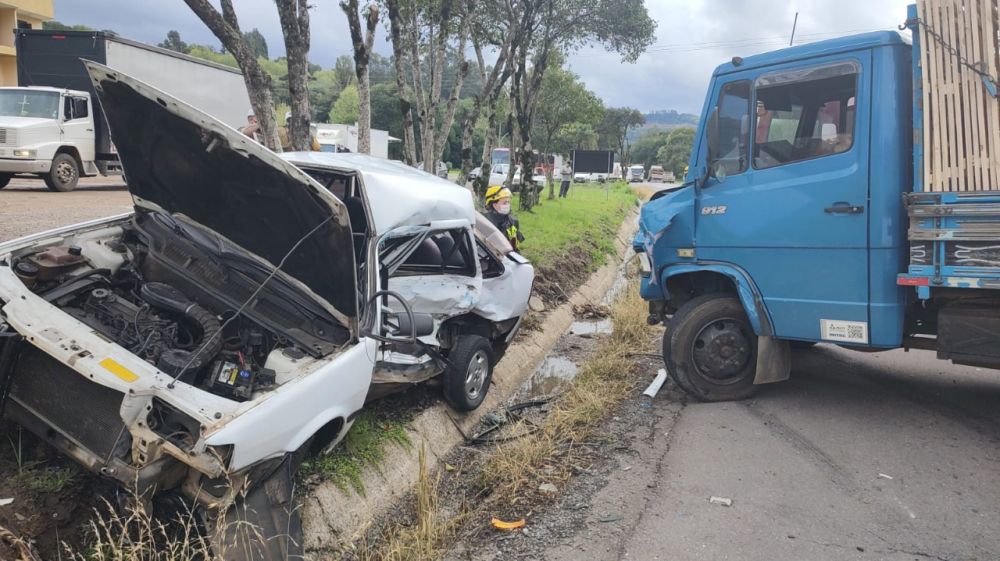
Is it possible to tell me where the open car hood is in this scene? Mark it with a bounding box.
[84,62,357,328]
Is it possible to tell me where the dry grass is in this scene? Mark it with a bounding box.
[70,497,216,561]
[361,284,652,560]
[631,183,661,202]
[360,448,464,561]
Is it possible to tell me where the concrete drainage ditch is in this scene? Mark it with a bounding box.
[302,208,641,555]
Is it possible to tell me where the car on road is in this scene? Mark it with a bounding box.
[489,163,522,188]
[648,165,667,182]
[573,172,590,183]
[0,63,534,561]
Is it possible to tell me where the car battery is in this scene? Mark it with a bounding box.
[211,359,255,400]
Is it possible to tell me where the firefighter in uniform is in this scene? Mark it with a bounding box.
[484,186,524,250]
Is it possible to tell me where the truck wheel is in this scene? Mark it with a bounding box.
[664,294,758,402]
[0,173,11,189]
[443,335,494,412]
[44,153,79,192]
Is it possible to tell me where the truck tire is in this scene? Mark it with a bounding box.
[43,153,80,192]
[664,294,758,402]
[443,335,494,411]
[0,173,11,189]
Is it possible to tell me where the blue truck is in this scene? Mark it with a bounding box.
[635,5,1000,401]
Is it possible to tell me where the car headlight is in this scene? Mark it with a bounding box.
[13,149,35,158]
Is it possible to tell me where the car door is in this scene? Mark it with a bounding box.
[380,224,483,345]
[696,54,871,343]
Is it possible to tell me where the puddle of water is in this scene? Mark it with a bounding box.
[522,355,580,397]
[570,319,613,337]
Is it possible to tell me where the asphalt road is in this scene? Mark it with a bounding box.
[540,345,1000,561]
[0,176,131,242]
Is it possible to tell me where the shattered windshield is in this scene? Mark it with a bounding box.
[0,90,60,119]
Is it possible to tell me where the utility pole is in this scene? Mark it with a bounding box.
[790,12,799,46]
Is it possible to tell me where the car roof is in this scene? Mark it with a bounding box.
[280,152,476,234]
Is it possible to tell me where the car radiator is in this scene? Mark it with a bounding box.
[7,346,128,461]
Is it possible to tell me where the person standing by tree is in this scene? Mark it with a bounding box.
[559,158,573,198]
[484,186,524,250]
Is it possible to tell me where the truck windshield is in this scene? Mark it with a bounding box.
[0,90,60,119]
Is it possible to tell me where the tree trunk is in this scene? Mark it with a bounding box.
[184,0,281,151]
[342,0,379,154]
[385,0,417,164]
[275,0,311,151]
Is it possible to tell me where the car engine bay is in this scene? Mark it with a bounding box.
[6,211,349,401]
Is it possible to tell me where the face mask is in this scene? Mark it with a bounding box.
[496,201,512,215]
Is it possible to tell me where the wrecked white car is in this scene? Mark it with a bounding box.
[0,62,533,560]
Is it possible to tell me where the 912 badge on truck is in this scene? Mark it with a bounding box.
[701,205,728,215]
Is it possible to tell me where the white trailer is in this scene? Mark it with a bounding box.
[314,123,392,159]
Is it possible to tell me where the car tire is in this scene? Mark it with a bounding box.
[44,153,79,192]
[443,335,494,412]
[664,294,758,402]
[0,173,11,189]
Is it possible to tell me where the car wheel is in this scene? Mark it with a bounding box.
[44,153,79,192]
[0,173,11,189]
[664,294,758,402]
[443,335,494,411]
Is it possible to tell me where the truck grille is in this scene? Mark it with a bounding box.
[0,128,15,147]
[9,348,128,460]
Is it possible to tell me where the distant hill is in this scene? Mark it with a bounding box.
[644,109,699,127]
[626,110,699,141]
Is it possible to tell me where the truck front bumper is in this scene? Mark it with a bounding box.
[0,158,51,173]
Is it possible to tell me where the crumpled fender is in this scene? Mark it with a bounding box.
[660,263,773,336]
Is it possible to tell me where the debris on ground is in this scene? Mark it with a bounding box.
[0,524,41,561]
[709,496,733,507]
[598,513,624,523]
[573,302,611,319]
[491,517,527,531]
[529,296,546,313]
[538,483,558,495]
[0,499,12,507]
[878,473,894,480]
[642,368,668,398]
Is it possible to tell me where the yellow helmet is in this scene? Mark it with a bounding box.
[485,186,512,205]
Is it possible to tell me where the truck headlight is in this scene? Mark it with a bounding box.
[12,149,35,158]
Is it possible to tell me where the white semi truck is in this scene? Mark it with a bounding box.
[0,29,251,192]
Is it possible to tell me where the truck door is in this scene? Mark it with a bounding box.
[61,94,95,162]
[697,54,871,343]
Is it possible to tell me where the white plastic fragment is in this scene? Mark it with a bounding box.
[878,473,894,480]
[709,496,733,507]
[538,483,558,495]
[643,369,668,398]
[0,498,13,507]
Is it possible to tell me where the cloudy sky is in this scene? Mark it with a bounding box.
[52,0,911,114]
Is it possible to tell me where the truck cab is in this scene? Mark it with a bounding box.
[0,86,95,192]
[636,31,915,401]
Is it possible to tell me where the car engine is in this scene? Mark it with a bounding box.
[9,226,292,401]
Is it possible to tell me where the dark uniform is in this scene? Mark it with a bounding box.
[485,209,525,251]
